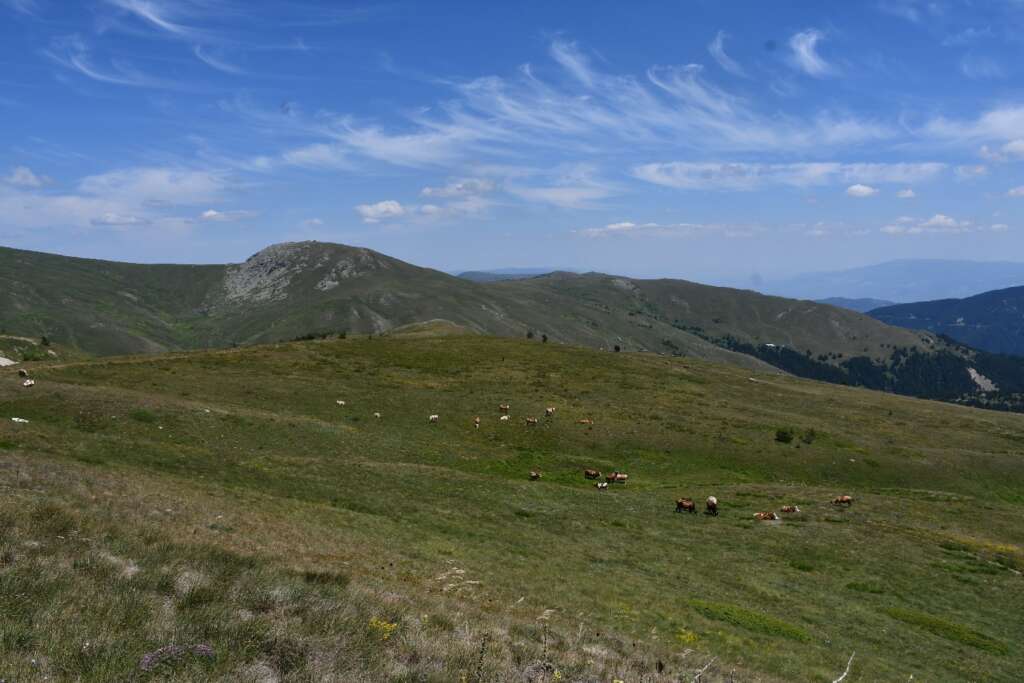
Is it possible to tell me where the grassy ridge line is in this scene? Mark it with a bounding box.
[2,334,1023,680]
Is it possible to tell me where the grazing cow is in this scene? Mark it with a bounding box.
[583,468,601,480]
[705,496,719,516]
[545,407,556,417]
[529,470,541,481]
[428,414,439,424]
[595,482,608,490]
[525,417,539,426]
[780,505,800,514]
[754,511,779,521]
[22,379,35,388]
[335,400,346,406]
[832,495,854,506]
[576,418,593,425]
[473,416,481,429]
[499,415,510,422]
[675,498,697,514]
[373,412,382,419]
[498,403,511,413]
[606,471,628,484]
[18,369,29,378]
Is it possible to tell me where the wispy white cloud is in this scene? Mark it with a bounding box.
[897,188,916,198]
[281,143,350,169]
[788,29,833,77]
[846,183,878,197]
[79,166,227,205]
[355,199,406,223]
[90,212,151,226]
[193,45,243,74]
[421,178,495,197]
[979,139,1024,161]
[44,35,173,88]
[1,0,40,15]
[199,208,254,222]
[881,213,978,235]
[302,217,323,227]
[960,54,1004,80]
[632,161,944,191]
[955,164,988,179]
[707,31,747,77]
[1009,186,1024,197]
[4,166,50,187]
[925,106,1024,144]
[101,0,210,41]
[575,220,732,238]
[505,164,616,208]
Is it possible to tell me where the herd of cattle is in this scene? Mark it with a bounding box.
[384,400,856,521]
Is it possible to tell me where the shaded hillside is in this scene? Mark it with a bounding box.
[1,334,1022,680]
[870,286,1024,357]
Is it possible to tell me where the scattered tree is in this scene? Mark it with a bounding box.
[541,334,548,343]
[775,428,795,444]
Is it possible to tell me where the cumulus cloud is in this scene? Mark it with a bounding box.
[708,31,746,77]
[897,188,916,198]
[788,29,833,77]
[355,200,406,223]
[846,184,878,197]
[4,166,50,188]
[631,161,943,191]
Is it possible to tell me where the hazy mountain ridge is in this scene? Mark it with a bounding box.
[870,285,1024,356]
[763,259,1024,303]
[816,297,895,313]
[7,241,1024,410]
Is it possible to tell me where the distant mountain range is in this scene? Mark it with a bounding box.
[763,259,1024,303]
[6,241,1024,411]
[456,267,575,282]
[870,286,1024,357]
[816,297,895,313]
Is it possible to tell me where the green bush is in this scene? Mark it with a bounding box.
[775,428,795,444]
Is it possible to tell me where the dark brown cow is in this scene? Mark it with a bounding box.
[705,496,719,516]
[780,505,800,514]
[606,471,628,484]
[583,469,601,480]
[832,495,854,506]
[18,369,29,378]
[675,498,697,514]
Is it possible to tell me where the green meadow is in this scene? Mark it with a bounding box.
[1,331,1022,681]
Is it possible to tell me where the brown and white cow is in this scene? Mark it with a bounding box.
[428,414,439,423]
[545,407,556,417]
[18,369,29,378]
[577,418,594,425]
[583,469,601,480]
[780,505,800,514]
[525,417,539,426]
[705,496,719,516]
[498,403,511,413]
[473,416,481,429]
[606,471,628,484]
[675,498,697,514]
[529,470,542,481]
[832,495,854,506]
[754,511,779,521]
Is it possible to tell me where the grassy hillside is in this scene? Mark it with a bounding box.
[871,286,1024,357]
[1,334,1022,680]
[10,241,1024,411]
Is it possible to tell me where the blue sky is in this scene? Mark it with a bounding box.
[2,0,1024,284]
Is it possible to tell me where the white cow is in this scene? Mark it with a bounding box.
[336,400,346,406]
[499,415,510,422]
[22,379,35,388]
[428,414,439,423]
[373,412,382,419]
